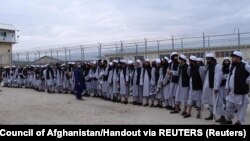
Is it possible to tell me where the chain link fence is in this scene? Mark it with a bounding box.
[4,31,250,66]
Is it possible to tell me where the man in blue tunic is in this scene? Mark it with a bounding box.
[74,62,85,101]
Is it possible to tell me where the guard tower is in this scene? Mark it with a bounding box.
[0,23,18,66]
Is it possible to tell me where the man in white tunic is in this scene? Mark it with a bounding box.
[119,60,129,104]
[55,63,64,93]
[183,56,205,118]
[45,64,55,94]
[221,51,250,125]
[167,52,179,110]
[131,60,143,106]
[202,53,222,120]
[140,59,152,106]
[215,57,231,122]
[112,60,120,102]
[171,55,190,114]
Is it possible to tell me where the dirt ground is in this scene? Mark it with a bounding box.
[0,87,249,125]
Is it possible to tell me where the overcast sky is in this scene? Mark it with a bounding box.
[1,0,250,51]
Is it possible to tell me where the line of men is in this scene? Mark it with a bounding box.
[1,51,249,125]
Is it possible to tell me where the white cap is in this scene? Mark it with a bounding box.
[168,60,172,63]
[223,57,230,61]
[93,61,97,64]
[179,54,187,61]
[61,64,65,67]
[205,53,215,58]
[71,62,75,65]
[109,62,113,66]
[144,59,150,62]
[113,59,119,63]
[120,60,127,64]
[231,51,243,58]
[12,65,16,68]
[136,60,141,63]
[197,58,203,62]
[170,52,178,58]
[128,60,133,65]
[189,55,197,61]
[156,59,161,64]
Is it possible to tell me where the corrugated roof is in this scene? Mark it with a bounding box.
[0,23,16,31]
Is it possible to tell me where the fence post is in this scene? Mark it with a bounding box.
[50,49,53,60]
[238,28,240,51]
[203,32,206,61]
[144,38,148,59]
[56,50,59,60]
[120,41,123,59]
[69,49,71,62]
[98,43,102,60]
[181,38,184,53]
[64,47,67,64]
[208,36,210,51]
[157,40,160,58]
[115,43,118,59]
[80,45,84,61]
[135,43,138,60]
[171,35,175,52]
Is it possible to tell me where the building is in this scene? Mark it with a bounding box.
[0,23,18,66]
[32,56,63,65]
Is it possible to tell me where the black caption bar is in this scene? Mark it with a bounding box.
[0,125,249,139]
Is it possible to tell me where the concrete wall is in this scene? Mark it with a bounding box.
[0,42,12,66]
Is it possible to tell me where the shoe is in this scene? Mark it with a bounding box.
[77,98,84,101]
[205,114,214,120]
[132,101,137,105]
[234,121,241,125]
[137,103,142,106]
[143,103,149,107]
[196,113,201,119]
[181,111,187,116]
[184,114,191,118]
[170,110,179,114]
[220,120,233,125]
[215,116,226,123]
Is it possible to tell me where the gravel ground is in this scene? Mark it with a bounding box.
[0,87,249,125]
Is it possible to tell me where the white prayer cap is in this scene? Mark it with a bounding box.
[170,52,178,57]
[61,64,65,67]
[189,55,197,61]
[197,58,203,62]
[156,58,161,64]
[12,65,16,68]
[113,59,119,63]
[231,51,243,58]
[109,62,113,66]
[136,60,141,63]
[179,54,187,61]
[144,59,150,62]
[205,53,215,58]
[120,60,127,64]
[71,62,76,65]
[223,57,230,61]
[164,57,169,61]
[168,60,172,63]
[92,61,97,64]
[128,60,133,65]
[4,66,9,69]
